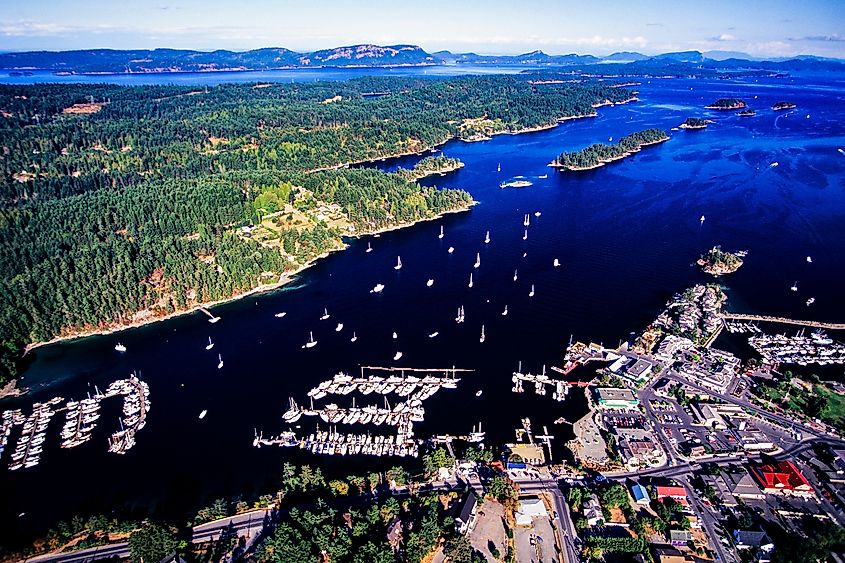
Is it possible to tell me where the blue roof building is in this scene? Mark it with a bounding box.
[631,483,650,505]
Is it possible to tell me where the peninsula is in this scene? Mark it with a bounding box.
[680,117,709,129]
[697,245,745,275]
[549,128,669,171]
[0,76,635,385]
[705,98,746,110]
[771,101,797,110]
[395,155,464,182]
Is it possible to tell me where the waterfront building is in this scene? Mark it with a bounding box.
[595,387,640,409]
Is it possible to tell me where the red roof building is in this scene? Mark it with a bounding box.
[750,460,814,496]
[655,485,689,506]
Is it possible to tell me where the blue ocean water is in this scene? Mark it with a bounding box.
[1,72,845,545]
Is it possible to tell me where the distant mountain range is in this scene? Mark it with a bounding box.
[0,44,842,74]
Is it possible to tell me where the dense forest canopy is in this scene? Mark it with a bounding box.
[0,76,633,384]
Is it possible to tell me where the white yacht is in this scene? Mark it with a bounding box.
[553,258,560,267]
[807,297,816,306]
[371,283,385,293]
[468,273,473,288]
[217,354,224,369]
[320,308,330,320]
[475,390,483,397]
[529,284,535,297]
[274,312,287,318]
[429,331,439,338]
[484,231,490,244]
[114,343,127,353]
[335,323,344,332]
[474,253,481,268]
[791,281,798,292]
[394,256,402,270]
[502,305,508,316]
[205,337,214,351]
[350,332,358,342]
[534,211,541,217]
[523,229,528,240]
[305,332,317,348]
[513,269,518,282]
[393,331,398,339]
[479,325,486,343]
[448,246,454,254]
[438,225,444,239]
[366,242,373,253]
[807,256,813,263]
[393,351,403,361]
[199,410,208,420]
[426,278,434,287]
[700,215,705,224]
[497,162,501,172]
[524,214,530,227]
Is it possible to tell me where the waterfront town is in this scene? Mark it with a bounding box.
[12,283,845,562]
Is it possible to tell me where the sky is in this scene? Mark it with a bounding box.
[1,0,844,59]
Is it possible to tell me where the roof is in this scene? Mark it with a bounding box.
[750,460,813,491]
[723,470,763,497]
[596,387,638,402]
[656,486,687,498]
[670,530,693,541]
[631,483,650,502]
[627,359,654,378]
[457,494,477,524]
[733,530,772,547]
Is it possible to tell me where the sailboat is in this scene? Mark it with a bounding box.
[479,325,486,343]
[205,337,214,351]
[426,278,434,287]
[474,253,481,268]
[513,269,518,282]
[393,351,403,361]
[350,332,358,342]
[553,259,560,268]
[497,162,501,172]
[217,354,224,369]
[371,283,385,293]
[502,305,508,316]
[114,343,127,353]
[305,332,317,348]
[523,229,528,241]
[529,284,535,297]
[320,308,330,320]
[700,215,705,224]
[438,225,444,239]
[448,246,454,254]
[366,242,373,253]
[468,273,473,288]
[335,323,344,332]
[274,312,287,318]
[524,214,530,227]
[791,281,798,292]
[455,306,465,323]
[484,231,491,244]
[394,256,402,270]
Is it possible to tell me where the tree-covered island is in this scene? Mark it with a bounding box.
[697,245,745,275]
[0,76,636,385]
[680,117,709,129]
[737,109,756,117]
[549,128,669,171]
[705,98,746,110]
[395,155,464,182]
[771,101,797,110]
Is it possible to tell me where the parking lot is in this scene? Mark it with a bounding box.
[514,515,556,563]
[467,499,508,561]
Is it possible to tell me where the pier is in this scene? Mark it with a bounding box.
[721,313,845,331]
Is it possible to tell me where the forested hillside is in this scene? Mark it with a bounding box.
[0,76,633,383]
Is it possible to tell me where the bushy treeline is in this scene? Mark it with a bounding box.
[552,127,668,170]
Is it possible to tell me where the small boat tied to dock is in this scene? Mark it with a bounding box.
[256,366,473,458]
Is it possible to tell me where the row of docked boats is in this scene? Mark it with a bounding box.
[305,371,458,401]
[512,366,571,401]
[106,375,151,454]
[8,397,63,470]
[256,428,421,458]
[748,330,845,366]
[60,398,101,449]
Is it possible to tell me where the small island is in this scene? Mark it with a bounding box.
[395,155,464,182]
[549,128,669,171]
[737,109,756,117]
[697,245,745,275]
[679,117,709,129]
[772,101,797,111]
[705,98,746,110]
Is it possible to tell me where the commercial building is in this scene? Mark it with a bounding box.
[655,485,689,506]
[750,460,815,497]
[595,387,640,409]
[515,497,548,526]
[455,494,479,534]
[631,483,650,505]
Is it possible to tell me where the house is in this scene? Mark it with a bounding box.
[734,530,774,562]
[455,494,478,534]
[582,494,604,527]
[386,516,403,552]
[670,529,693,546]
[656,485,689,506]
[515,497,548,526]
[654,547,695,563]
[750,460,815,497]
[631,483,650,505]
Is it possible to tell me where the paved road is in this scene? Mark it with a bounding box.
[513,477,580,563]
